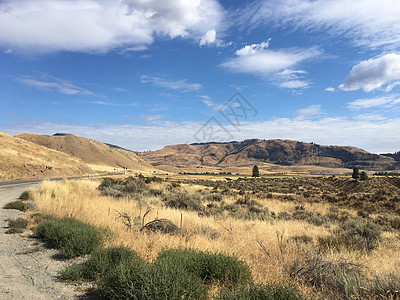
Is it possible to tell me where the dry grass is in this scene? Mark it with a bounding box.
[0,132,91,180]
[29,178,400,298]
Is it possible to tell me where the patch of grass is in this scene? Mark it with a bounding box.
[19,190,31,200]
[215,283,306,300]
[373,268,400,299]
[8,217,28,229]
[154,247,253,287]
[35,215,106,259]
[3,200,27,211]
[288,251,364,297]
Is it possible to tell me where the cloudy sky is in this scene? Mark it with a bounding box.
[1,0,400,153]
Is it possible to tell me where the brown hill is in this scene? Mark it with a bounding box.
[16,133,155,172]
[139,139,398,173]
[0,131,91,180]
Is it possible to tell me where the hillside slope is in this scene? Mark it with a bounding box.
[140,139,398,172]
[0,132,91,180]
[16,133,155,172]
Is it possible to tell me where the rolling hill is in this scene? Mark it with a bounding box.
[139,139,399,173]
[0,131,91,180]
[16,133,156,172]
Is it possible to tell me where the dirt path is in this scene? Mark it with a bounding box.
[0,183,91,300]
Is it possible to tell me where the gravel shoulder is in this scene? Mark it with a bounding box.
[0,183,92,300]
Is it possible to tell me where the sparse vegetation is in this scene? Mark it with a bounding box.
[29,176,400,299]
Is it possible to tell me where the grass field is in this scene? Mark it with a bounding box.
[28,175,400,299]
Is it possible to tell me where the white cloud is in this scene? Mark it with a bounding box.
[140,75,202,92]
[3,116,400,153]
[18,74,96,96]
[199,95,222,111]
[235,38,271,56]
[221,45,320,75]
[347,96,400,110]
[221,42,320,89]
[339,54,400,92]
[0,0,223,54]
[90,101,138,107]
[243,0,400,50]
[296,104,322,117]
[280,80,310,89]
[325,87,335,92]
[2,48,12,54]
[199,29,216,46]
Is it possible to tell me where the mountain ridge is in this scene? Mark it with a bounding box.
[139,139,399,172]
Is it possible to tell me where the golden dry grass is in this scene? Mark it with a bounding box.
[0,132,91,180]
[29,178,400,298]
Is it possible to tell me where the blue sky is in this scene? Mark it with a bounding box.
[1,0,400,153]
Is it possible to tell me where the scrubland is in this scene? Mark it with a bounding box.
[27,175,400,299]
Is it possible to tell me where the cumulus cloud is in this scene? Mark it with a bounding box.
[0,0,224,53]
[18,74,96,96]
[2,116,400,153]
[339,54,400,92]
[140,75,202,92]
[347,96,400,110]
[199,29,216,46]
[242,0,400,50]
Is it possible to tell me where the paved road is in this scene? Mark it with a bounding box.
[0,173,123,188]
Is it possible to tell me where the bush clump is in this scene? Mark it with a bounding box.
[8,217,28,229]
[60,246,142,282]
[215,283,306,300]
[162,192,204,212]
[319,218,381,252]
[154,248,252,286]
[35,216,106,258]
[98,258,208,300]
[3,200,27,211]
[19,190,31,200]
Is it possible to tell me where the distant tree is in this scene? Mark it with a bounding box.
[360,171,369,181]
[252,165,260,177]
[352,167,360,180]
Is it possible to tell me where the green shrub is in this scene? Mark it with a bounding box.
[8,218,28,229]
[35,216,106,258]
[19,190,31,200]
[60,246,142,282]
[98,258,207,300]
[3,200,27,211]
[215,283,306,300]
[319,218,381,252]
[341,218,381,251]
[6,227,25,234]
[162,192,204,212]
[154,248,252,286]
